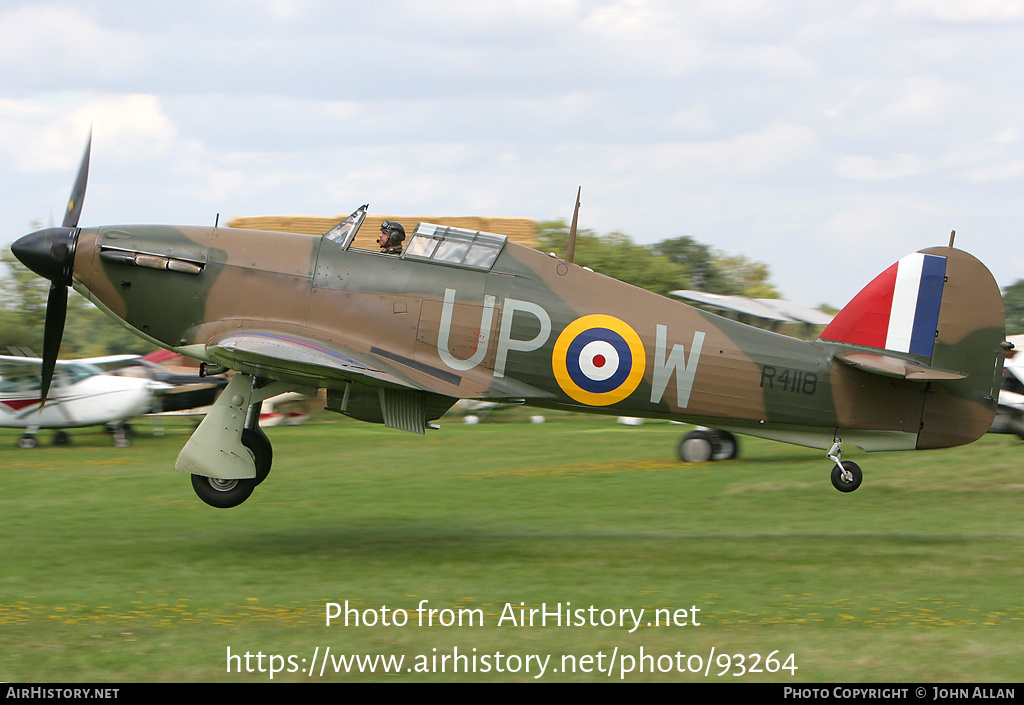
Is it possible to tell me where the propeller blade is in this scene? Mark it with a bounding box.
[62,130,91,229]
[39,283,69,403]
[12,130,90,403]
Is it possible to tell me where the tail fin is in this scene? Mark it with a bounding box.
[821,251,947,358]
[821,246,1005,449]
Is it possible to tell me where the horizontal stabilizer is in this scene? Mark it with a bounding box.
[834,351,965,380]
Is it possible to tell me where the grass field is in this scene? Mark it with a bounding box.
[1,410,1021,682]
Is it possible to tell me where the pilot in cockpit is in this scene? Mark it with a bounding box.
[377,221,405,255]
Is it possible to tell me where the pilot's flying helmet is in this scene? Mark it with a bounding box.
[379,221,406,247]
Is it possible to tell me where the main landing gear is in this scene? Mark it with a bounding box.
[827,439,862,493]
[189,426,273,508]
[16,424,130,448]
[677,428,739,463]
[177,372,298,509]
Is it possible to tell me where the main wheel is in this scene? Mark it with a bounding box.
[711,430,739,460]
[678,429,740,463]
[191,473,256,509]
[679,430,715,463]
[190,430,271,508]
[830,461,863,493]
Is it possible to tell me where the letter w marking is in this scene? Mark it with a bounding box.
[650,327,705,408]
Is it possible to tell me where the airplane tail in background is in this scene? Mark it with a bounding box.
[820,246,1006,449]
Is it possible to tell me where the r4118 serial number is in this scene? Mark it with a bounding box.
[759,366,817,395]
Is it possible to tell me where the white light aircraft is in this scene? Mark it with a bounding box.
[0,354,165,447]
[989,334,1024,439]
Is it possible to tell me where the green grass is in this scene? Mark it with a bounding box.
[1,411,1021,682]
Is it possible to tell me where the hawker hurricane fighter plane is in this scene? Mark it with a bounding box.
[11,136,1007,507]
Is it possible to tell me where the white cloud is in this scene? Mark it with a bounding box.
[1,1,1023,305]
[0,94,175,172]
[962,161,1024,183]
[653,123,820,179]
[821,195,949,261]
[0,5,148,89]
[835,154,923,180]
[896,0,1024,22]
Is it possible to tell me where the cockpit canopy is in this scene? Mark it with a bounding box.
[321,205,508,272]
[402,223,506,271]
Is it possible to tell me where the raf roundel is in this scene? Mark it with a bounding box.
[552,314,646,406]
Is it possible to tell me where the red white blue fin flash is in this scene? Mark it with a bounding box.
[821,252,946,358]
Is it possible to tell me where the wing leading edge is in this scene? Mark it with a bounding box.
[202,331,466,434]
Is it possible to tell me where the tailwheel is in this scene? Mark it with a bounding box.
[830,461,863,493]
[191,429,273,508]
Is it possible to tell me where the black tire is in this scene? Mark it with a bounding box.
[190,430,271,508]
[711,430,739,460]
[678,430,715,463]
[243,428,273,485]
[831,461,863,493]
[679,429,740,463]
[191,473,256,509]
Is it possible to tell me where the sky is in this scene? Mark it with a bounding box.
[1,0,1023,308]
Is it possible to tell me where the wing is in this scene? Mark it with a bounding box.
[0,355,45,378]
[0,354,138,376]
[203,329,548,399]
[76,354,141,369]
[670,291,835,326]
[670,290,796,321]
[201,329,551,433]
[205,331,448,393]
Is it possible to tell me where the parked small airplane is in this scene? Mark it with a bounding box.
[670,290,834,327]
[0,353,161,447]
[988,334,1024,439]
[10,136,1007,507]
[110,351,228,414]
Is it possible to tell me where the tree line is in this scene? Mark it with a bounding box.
[0,247,154,358]
[1000,280,1024,336]
[535,220,779,299]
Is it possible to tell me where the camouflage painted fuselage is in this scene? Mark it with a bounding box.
[70,223,1005,453]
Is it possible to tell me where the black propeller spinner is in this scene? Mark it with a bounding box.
[10,132,91,403]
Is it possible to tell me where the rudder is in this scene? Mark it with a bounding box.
[916,246,1004,448]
